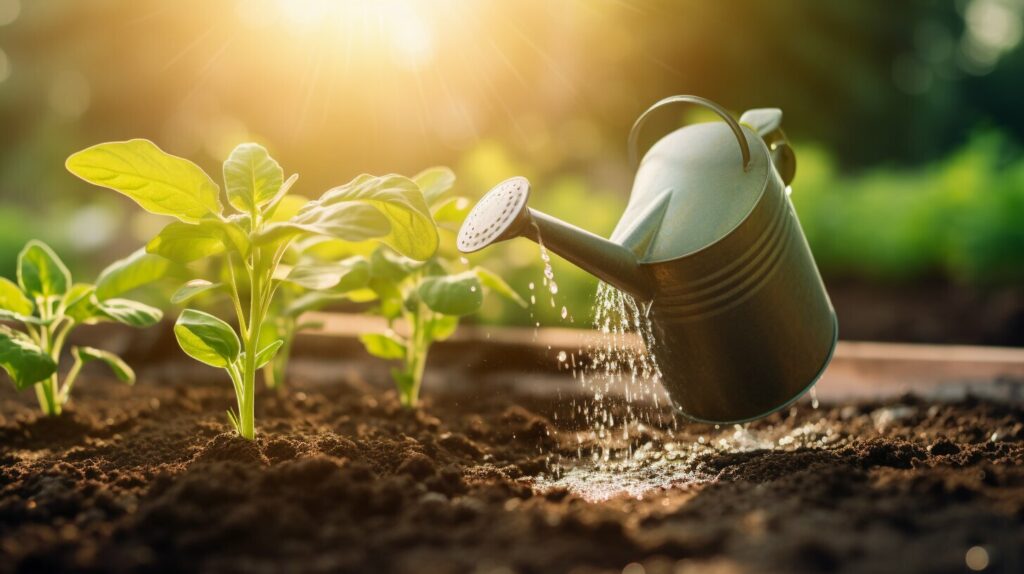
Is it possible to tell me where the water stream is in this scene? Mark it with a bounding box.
[524,240,823,501]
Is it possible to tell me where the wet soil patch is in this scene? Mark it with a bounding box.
[1,366,1022,573]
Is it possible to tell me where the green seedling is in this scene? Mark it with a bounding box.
[358,168,526,408]
[257,242,372,391]
[0,240,164,415]
[67,140,438,439]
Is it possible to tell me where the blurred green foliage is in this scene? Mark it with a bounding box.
[795,132,1024,285]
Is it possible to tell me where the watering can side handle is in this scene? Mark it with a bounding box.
[628,95,751,171]
[740,108,797,187]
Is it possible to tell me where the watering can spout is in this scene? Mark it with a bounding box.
[457,176,652,301]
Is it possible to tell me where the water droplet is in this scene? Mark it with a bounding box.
[557,350,567,362]
[470,285,477,292]
[549,281,559,294]
[561,306,568,319]
[528,281,535,290]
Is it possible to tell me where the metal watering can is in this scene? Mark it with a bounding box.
[457,95,837,424]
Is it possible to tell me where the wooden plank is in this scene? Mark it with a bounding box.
[296,312,1024,400]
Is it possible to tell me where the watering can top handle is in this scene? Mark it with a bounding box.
[628,95,752,171]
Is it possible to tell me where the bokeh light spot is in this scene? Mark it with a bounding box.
[965,545,990,571]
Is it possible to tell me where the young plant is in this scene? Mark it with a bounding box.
[258,249,372,390]
[358,168,526,408]
[67,140,438,439]
[0,240,164,415]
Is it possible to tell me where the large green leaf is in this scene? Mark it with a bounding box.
[95,248,174,300]
[171,279,223,305]
[359,332,406,360]
[66,139,222,223]
[0,325,57,390]
[0,277,33,316]
[223,143,284,214]
[414,166,456,205]
[18,240,71,298]
[254,202,391,247]
[174,309,240,368]
[96,299,163,327]
[284,256,370,291]
[75,346,135,384]
[418,271,483,316]
[474,267,527,307]
[302,174,438,260]
[147,221,227,264]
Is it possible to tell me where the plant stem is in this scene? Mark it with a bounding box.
[237,248,263,440]
[59,353,84,403]
[31,298,63,416]
[401,301,430,409]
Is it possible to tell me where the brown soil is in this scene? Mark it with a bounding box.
[1,363,1022,574]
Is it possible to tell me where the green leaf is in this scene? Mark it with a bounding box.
[0,277,33,316]
[262,174,300,220]
[0,325,57,390]
[359,332,406,360]
[368,278,404,320]
[283,291,346,317]
[174,309,240,368]
[206,216,251,254]
[474,267,527,307]
[414,166,456,205]
[65,285,100,323]
[254,339,284,369]
[418,271,483,316]
[226,409,241,432]
[146,221,227,264]
[0,310,47,324]
[96,299,163,327]
[74,346,135,384]
[66,139,222,223]
[303,174,438,260]
[255,202,391,247]
[18,240,71,298]
[171,279,223,304]
[431,196,471,228]
[284,256,370,291]
[426,314,459,341]
[369,247,419,282]
[95,248,174,300]
[223,143,284,214]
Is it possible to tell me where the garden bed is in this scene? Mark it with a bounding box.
[1,328,1023,573]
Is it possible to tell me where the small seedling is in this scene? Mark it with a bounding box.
[257,234,372,390]
[358,168,526,408]
[0,240,164,415]
[67,140,438,439]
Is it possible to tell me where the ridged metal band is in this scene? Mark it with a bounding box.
[652,188,793,322]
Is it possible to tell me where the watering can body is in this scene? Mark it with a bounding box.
[457,96,837,424]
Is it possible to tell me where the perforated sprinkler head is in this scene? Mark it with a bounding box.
[457,176,532,253]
